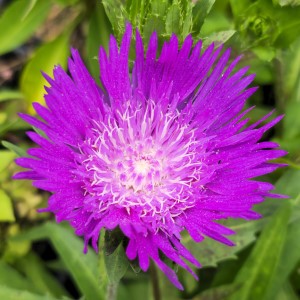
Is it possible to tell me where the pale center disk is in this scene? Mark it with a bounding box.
[134,159,151,175]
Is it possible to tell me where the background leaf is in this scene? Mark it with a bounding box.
[0,285,59,300]
[229,202,291,300]
[86,2,112,81]
[20,32,70,114]
[0,0,51,55]
[14,222,104,300]
[15,252,70,298]
[0,261,39,293]
[0,189,15,222]
[0,90,23,102]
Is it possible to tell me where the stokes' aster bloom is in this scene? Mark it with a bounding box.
[15,24,286,289]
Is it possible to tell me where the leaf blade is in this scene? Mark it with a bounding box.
[0,0,50,55]
[20,32,70,114]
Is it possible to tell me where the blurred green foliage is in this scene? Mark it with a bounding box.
[0,0,300,299]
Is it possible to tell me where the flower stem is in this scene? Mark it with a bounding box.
[150,263,161,300]
[106,282,118,300]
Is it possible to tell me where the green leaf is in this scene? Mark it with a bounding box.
[102,0,127,41]
[282,37,300,101]
[282,102,300,141]
[149,0,168,16]
[127,0,149,28]
[20,32,70,114]
[182,218,265,267]
[165,1,182,37]
[143,14,165,44]
[273,169,300,198]
[142,0,168,43]
[104,233,129,283]
[201,30,236,48]
[0,261,38,293]
[0,0,51,55]
[0,285,59,300]
[16,252,70,298]
[0,90,23,102]
[229,202,291,300]
[0,150,16,172]
[86,2,112,81]
[0,189,15,222]
[264,216,300,300]
[14,222,104,300]
[2,141,28,157]
[192,0,215,34]
[181,1,193,39]
[276,282,298,300]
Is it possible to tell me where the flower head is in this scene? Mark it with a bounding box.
[15,24,286,289]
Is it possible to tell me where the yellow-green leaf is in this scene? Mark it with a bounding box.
[0,189,15,222]
[20,33,70,114]
[0,150,16,172]
[0,0,50,55]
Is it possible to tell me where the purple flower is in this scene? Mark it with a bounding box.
[14,24,286,289]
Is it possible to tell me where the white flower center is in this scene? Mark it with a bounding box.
[78,102,202,232]
[134,159,150,175]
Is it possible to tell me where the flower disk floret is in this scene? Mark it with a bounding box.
[14,23,286,289]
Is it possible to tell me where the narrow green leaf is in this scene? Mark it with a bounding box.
[14,222,104,300]
[283,38,300,98]
[102,0,127,40]
[150,0,168,16]
[165,1,182,36]
[2,141,28,157]
[182,1,193,39]
[0,285,59,300]
[143,14,165,44]
[0,0,51,55]
[265,217,300,300]
[128,0,148,28]
[20,32,70,114]
[229,202,291,300]
[192,0,215,34]
[0,189,15,222]
[86,2,112,81]
[16,252,70,298]
[0,261,38,293]
[0,90,23,102]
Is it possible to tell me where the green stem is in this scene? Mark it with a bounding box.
[106,282,118,300]
[150,263,161,300]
